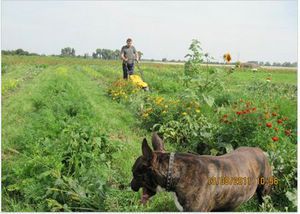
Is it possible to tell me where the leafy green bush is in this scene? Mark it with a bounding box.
[139,94,201,130]
[154,114,217,154]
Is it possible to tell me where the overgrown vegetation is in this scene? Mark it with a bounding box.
[2,41,297,212]
[106,40,297,211]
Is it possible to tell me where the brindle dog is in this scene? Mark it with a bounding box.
[131,132,272,211]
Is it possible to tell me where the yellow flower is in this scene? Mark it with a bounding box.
[145,108,153,113]
[162,110,167,114]
[182,112,187,116]
[155,97,164,105]
[196,109,200,113]
[142,113,149,118]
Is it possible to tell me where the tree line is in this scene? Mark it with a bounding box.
[202,60,297,67]
[1,49,39,56]
[60,47,144,60]
[90,48,143,60]
[91,49,120,60]
[1,48,297,67]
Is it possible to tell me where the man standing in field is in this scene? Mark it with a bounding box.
[120,38,139,79]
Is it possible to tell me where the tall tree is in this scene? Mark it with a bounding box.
[61,47,75,57]
[96,49,102,58]
[92,52,97,59]
[114,49,121,60]
[282,62,291,67]
[71,48,75,56]
[137,51,143,60]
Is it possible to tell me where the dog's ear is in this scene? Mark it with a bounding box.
[142,138,153,161]
[152,132,165,152]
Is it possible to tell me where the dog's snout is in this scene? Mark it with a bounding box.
[130,179,140,192]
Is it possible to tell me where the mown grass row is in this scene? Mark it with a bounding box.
[2,61,180,211]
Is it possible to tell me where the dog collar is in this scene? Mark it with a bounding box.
[166,152,175,191]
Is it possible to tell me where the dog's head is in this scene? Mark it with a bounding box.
[131,132,165,204]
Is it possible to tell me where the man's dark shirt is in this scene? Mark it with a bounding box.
[121,45,137,64]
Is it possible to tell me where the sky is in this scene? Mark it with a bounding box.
[1,1,298,63]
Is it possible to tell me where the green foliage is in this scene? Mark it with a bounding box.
[2,67,124,211]
[2,49,39,56]
[2,52,297,212]
[214,93,233,107]
[93,48,121,60]
[107,78,140,102]
[2,62,8,73]
[61,47,76,57]
[183,39,226,107]
[155,114,217,154]
[2,79,20,94]
[104,40,296,211]
[247,80,297,101]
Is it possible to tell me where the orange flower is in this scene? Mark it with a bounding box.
[223,53,232,63]
[272,112,278,116]
[222,119,229,124]
[277,119,283,124]
[272,136,279,142]
[285,130,291,136]
[266,122,272,128]
[265,113,271,119]
[274,127,279,132]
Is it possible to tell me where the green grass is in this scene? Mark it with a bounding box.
[1,58,178,211]
[2,55,297,211]
[230,69,296,84]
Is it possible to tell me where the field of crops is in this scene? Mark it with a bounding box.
[2,54,297,211]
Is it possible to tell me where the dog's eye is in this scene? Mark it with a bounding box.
[133,172,142,178]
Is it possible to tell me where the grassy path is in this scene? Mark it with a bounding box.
[2,64,176,211]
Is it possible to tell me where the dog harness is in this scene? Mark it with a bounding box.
[166,152,175,191]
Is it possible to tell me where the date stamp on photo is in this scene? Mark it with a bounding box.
[208,176,278,186]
